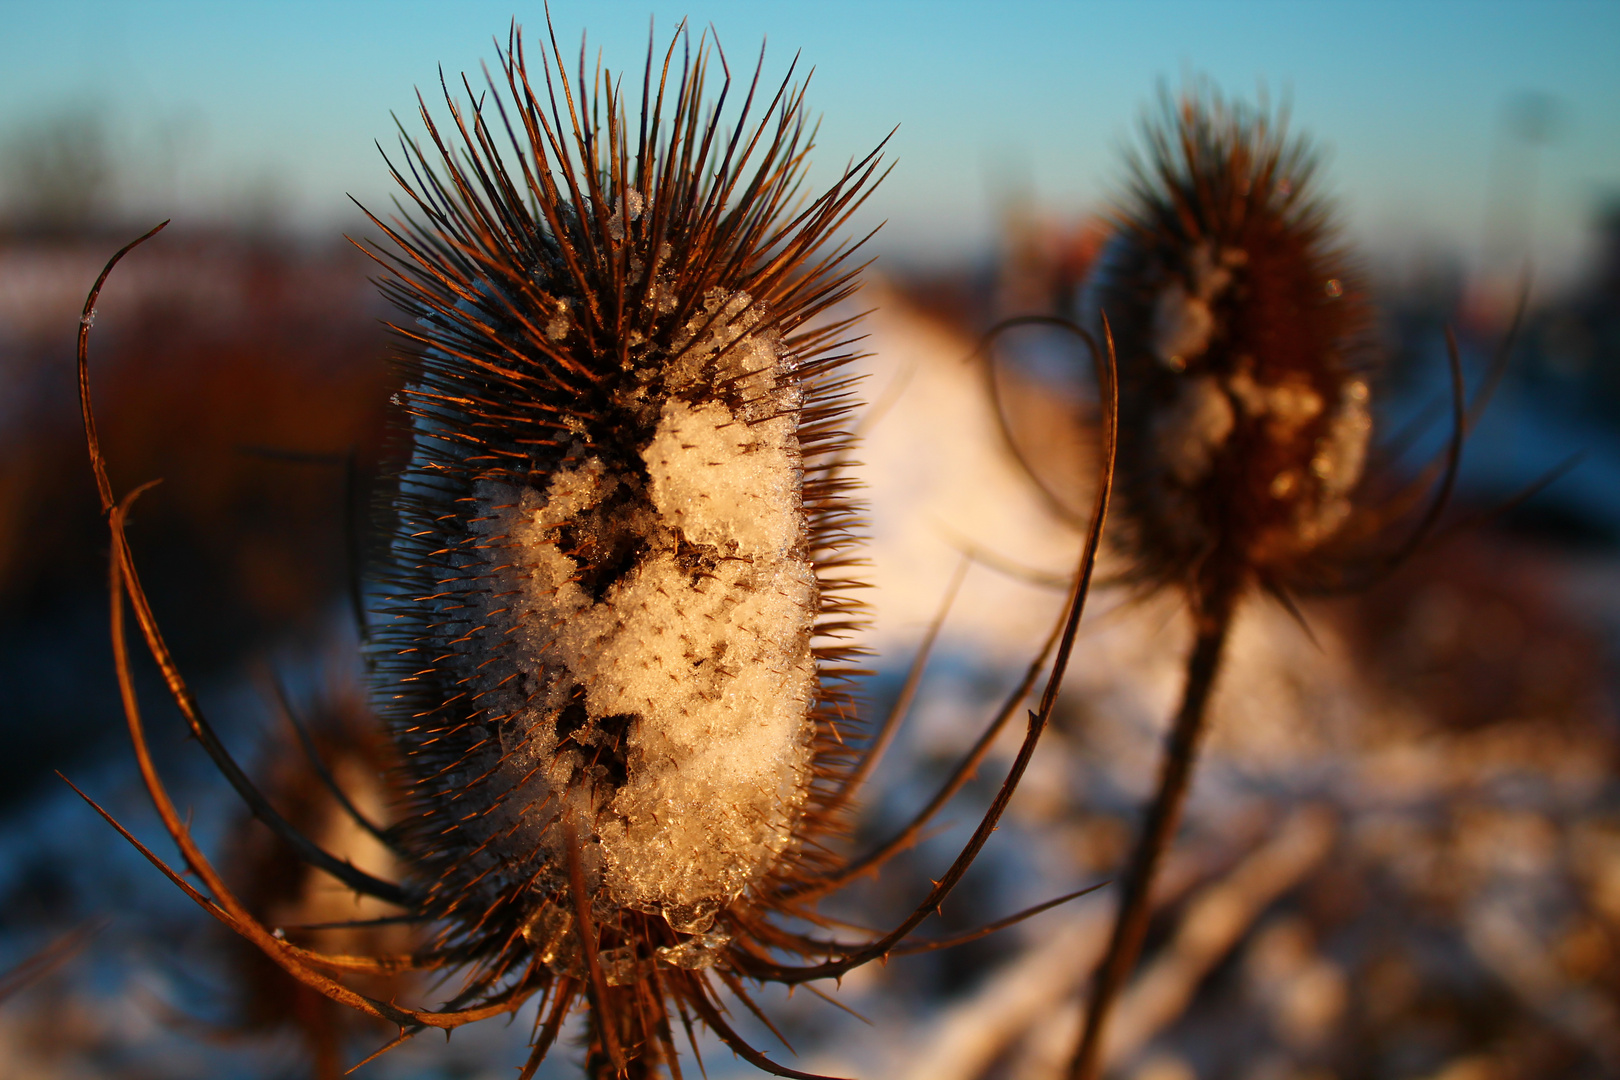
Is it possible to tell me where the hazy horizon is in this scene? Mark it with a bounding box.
[2,1,1617,290]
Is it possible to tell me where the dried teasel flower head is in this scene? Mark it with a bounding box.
[362,19,889,1075]
[1058,87,1507,1080]
[1081,89,1375,608]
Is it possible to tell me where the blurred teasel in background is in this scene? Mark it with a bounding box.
[1081,91,1375,609]
[1060,88,1457,1080]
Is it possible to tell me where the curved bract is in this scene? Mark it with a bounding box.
[222,688,410,1080]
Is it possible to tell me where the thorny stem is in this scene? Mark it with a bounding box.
[1069,584,1239,1080]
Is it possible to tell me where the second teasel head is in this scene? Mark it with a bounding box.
[1081,90,1375,609]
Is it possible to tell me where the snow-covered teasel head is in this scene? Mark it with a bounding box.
[362,20,895,1075]
[413,295,821,936]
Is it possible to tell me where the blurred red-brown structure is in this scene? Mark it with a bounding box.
[0,228,394,805]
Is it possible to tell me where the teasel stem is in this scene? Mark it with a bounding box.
[1069,576,1240,1080]
[586,995,662,1080]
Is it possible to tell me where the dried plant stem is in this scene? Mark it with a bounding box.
[586,999,662,1080]
[1069,584,1238,1080]
[310,1017,340,1080]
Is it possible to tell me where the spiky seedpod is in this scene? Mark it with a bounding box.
[1083,92,1374,611]
[363,23,884,1075]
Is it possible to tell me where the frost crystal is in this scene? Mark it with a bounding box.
[1150,242,1245,370]
[1153,375,1235,485]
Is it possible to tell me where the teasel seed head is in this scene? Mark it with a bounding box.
[1081,89,1374,610]
[1067,91,1394,1080]
[360,20,883,1065]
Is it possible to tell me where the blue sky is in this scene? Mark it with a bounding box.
[2,0,1617,283]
